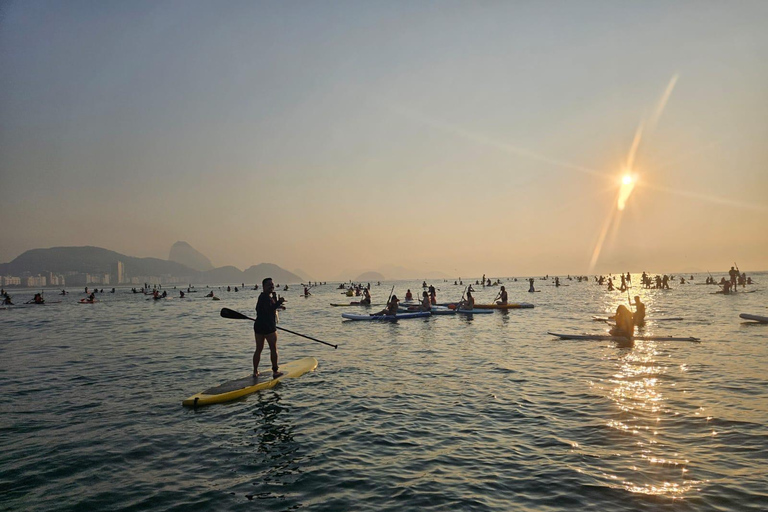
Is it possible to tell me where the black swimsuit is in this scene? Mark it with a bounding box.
[254,292,280,335]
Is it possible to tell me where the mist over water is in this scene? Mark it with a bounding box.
[2,274,767,511]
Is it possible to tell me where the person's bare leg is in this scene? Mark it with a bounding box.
[253,334,266,376]
[266,332,282,377]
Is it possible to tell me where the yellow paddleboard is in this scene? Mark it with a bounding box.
[182,357,318,407]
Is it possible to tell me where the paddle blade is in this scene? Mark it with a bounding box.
[220,308,254,321]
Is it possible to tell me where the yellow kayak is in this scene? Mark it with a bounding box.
[182,357,318,407]
[473,303,535,309]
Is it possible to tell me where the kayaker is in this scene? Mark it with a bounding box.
[360,288,371,305]
[610,305,634,340]
[405,289,413,301]
[179,291,185,298]
[87,293,96,302]
[205,291,214,298]
[497,286,508,305]
[303,286,311,297]
[253,277,286,379]
[373,295,399,316]
[33,293,45,304]
[3,295,13,305]
[633,296,646,326]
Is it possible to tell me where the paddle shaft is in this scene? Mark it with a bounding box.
[220,308,338,349]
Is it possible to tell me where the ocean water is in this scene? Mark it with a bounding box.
[1,273,767,511]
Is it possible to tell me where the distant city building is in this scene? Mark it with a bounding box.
[111,260,125,284]
[47,272,66,286]
[1,276,22,286]
[26,275,47,287]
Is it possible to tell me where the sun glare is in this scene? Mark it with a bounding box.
[617,172,637,211]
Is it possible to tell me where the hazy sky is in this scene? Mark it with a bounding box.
[1,1,767,278]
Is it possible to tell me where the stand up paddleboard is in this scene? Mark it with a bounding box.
[592,316,683,322]
[474,303,535,309]
[548,332,700,342]
[739,313,768,324]
[330,303,383,307]
[341,311,431,321]
[182,357,318,407]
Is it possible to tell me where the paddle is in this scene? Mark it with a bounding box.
[220,308,338,349]
[455,285,468,310]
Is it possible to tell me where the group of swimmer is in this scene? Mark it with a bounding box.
[450,274,504,287]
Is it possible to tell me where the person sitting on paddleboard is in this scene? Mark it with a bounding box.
[420,291,431,312]
[459,290,474,310]
[497,286,508,305]
[405,289,413,301]
[253,278,286,379]
[360,288,371,305]
[633,296,646,326]
[373,295,399,316]
[3,295,13,305]
[528,278,535,292]
[610,305,634,340]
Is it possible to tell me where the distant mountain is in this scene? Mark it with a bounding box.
[200,266,244,284]
[355,271,385,282]
[244,263,302,285]
[0,246,195,278]
[198,264,304,286]
[0,246,303,286]
[169,241,214,271]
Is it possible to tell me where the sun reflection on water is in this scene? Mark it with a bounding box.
[595,288,702,498]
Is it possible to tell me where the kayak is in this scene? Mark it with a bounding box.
[341,311,431,321]
[548,332,700,342]
[79,299,98,304]
[592,316,683,322]
[474,303,535,309]
[739,313,768,324]
[182,357,318,407]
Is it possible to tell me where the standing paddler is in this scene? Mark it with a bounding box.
[253,277,286,379]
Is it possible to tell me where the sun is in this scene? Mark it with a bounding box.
[617,172,637,211]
